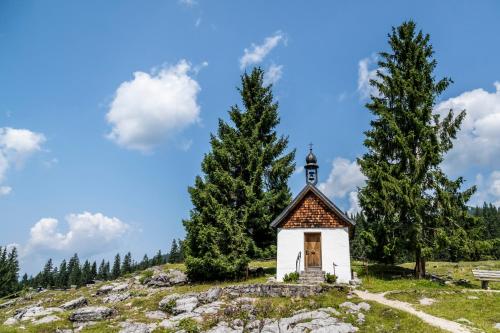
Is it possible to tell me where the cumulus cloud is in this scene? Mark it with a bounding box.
[434,82,500,172]
[471,171,500,207]
[263,64,283,86]
[25,212,130,256]
[0,127,45,194]
[318,158,366,214]
[106,60,201,152]
[240,32,284,70]
[357,55,380,99]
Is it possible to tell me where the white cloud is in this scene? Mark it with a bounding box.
[434,82,500,171]
[240,32,284,70]
[263,64,283,86]
[106,60,201,152]
[357,55,379,99]
[471,171,500,207]
[0,186,12,196]
[0,127,45,194]
[318,157,366,214]
[25,212,130,256]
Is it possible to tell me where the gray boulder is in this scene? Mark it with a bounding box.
[199,287,222,303]
[61,297,88,310]
[159,293,181,311]
[33,315,61,325]
[96,284,114,295]
[119,321,156,333]
[69,306,115,322]
[173,296,198,314]
[0,299,16,309]
[103,292,131,303]
[145,269,188,287]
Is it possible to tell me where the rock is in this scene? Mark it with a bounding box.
[339,301,370,313]
[33,315,61,325]
[199,287,222,303]
[3,317,17,325]
[349,278,362,286]
[0,299,16,308]
[14,306,63,321]
[69,306,115,322]
[222,284,332,298]
[419,298,436,306]
[158,312,202,329]
[467,295,479,300]
[173,296,198,314]
[494,323,500,330]
[55,329,73,333]
[145,311,167,320]
[260,319,279,333]
[456,318,473,325]
[357,312,365,324]
[278,310,330,332]
[193,301,224,315]
[119,321,156,333]
[267,277,277,283]
[96,284,114,295]
[159,293,181,311]
[145,269,188,288]
[112,283,129,292]
[205,321,243,333]
[318,307,341,316]
[103,292,131,303]
[61,297,88,310]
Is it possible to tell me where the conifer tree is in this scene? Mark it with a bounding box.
[41,258,54,288]
[112,254,121,279]
[0,246,19,296]
[81,260,92,285]
[358,21,475,278]
[184,67,295,280]
[68,254,82,286]
[168,239,180,263]
[58,260,69,289]
[91,261,97,281]
[122,252,132,274]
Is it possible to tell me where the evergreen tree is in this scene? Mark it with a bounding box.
[90,261,97,281]
[41,258,54,288]
[81,260,92,285]
[21,273,29,288]
[0,246,19,296]
[140,254,150,270]
[358,21,475,278]
[58,260,69,289]
[177,239,185,262]
[68,254,82,286]
[112,254,121,279]
[122,252,132,274]
[168,239,180,263]
[184,68,295,280]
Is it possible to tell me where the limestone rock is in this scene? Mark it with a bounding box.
[199,287,222,303]
[419,298,436,306]
[14,306,63,321]
[112,283,129,292]
[145,310,167,320]
[205,321,243,333]
[3,317,17,326]
[0,299,16,309]
[173,296,199,314]
[103,292,131,303]
[145,269,188,288]
[339,301,371,313]
[96,284,114,295]
[119,321,156,333]
[159,293,181,311]
[61,297,88,310]
[193,301,224,315]
[69,306,115,322]
[158,312,202,329]
[33,315,61,325]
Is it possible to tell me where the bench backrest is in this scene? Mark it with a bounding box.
[472,269,500,281]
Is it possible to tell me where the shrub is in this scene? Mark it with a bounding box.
[325,273,337,284]
[283,272,299,283]
[139,270,153,284]
[178,318,199,333]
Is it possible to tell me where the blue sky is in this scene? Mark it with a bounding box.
[1,0,500,274]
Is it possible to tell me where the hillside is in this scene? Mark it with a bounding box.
[0,260,499,333]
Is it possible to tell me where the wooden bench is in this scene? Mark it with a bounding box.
[472,269,500,289]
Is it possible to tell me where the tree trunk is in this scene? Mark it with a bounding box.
[414,249,426,279]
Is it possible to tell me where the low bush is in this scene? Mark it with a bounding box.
[325,273,337,284]
[283,272,299,283]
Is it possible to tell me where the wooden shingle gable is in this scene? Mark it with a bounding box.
[270,184,355,229]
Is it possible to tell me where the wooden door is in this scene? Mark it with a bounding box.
[304,233,321,269]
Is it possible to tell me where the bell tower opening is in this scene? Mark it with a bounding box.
[304,144,319,186]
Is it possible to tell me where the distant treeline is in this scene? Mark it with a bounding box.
[0,238,184,297]
[351,202,500,263]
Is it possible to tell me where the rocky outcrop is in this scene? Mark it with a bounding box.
[0,299,16,309]
[103,292,131,303]
[119,321,156,333]
[158,293,199,314]
[60,296,88,310]
[143,269,188,288]
[199,287,222,304]
[69,306,115,322]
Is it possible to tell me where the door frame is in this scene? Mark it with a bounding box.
[304,232,322,270]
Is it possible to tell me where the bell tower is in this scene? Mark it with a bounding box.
[304,144,318,185]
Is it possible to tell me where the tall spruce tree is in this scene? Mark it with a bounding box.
[58,259,69,289]
[358,21,475,278]
[184,67,295,281]
[68,254,82,286]
[112,254,121,279]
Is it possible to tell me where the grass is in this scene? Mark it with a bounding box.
[1,259,498,333]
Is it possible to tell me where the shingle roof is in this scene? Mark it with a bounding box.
[270,184,355,228]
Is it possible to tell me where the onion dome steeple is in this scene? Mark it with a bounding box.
[304,144,319,186]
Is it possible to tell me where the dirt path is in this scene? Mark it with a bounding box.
[354,289,472,333]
